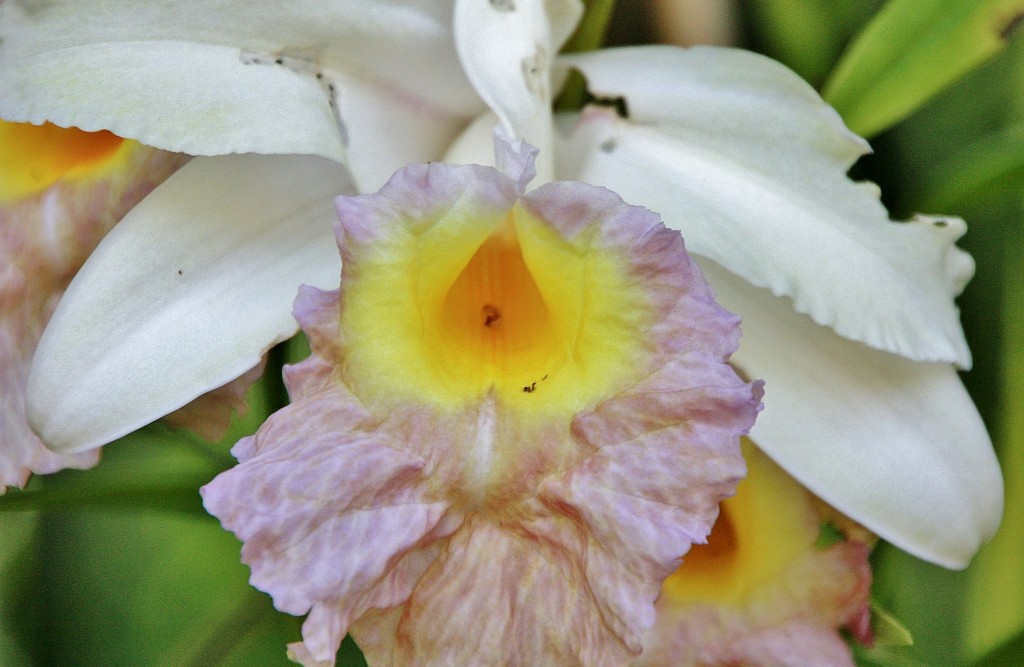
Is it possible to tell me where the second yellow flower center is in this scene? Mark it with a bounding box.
[0,121,129,203]
[662,440,818,605]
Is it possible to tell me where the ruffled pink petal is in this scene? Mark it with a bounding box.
[202,389,456,608]
[163,356,267,440]
[204,137,761,666]
[1,146,185,492]
[358,515,640,666]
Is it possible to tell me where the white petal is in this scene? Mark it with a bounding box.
[699,260,1002,568]
[454,0,582,181]
[26,154,348,454]
[556,46,974,368]
[442,111,501,165]
[339,76,472,193]
[0,1,481,159]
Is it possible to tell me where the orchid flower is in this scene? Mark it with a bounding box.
[0,0,1001,571]
[635,440,873,666]
[0,120,185,492]
[202,135,763,665]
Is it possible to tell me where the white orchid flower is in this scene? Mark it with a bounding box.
[0,0,1001,570]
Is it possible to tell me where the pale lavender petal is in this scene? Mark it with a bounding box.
[202,392,454,613]
[204,138,760,666]
[381,515,637,665]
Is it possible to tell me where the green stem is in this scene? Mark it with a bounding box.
[555,0,618,111]
[562,0,618,54]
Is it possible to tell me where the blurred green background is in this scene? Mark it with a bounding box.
[3,1,1023,665]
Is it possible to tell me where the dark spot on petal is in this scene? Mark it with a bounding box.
[933,219,949,227]
[177,269,183,276]
[483,304,501,327]
[275,57,284,65]
[600,139,616,153]
[490,0,515,12]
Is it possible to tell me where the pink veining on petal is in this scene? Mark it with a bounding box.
[202,137,762,666]
[1,146,187,492]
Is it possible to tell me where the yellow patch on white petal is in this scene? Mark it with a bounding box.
[341,203,652,419]
[0,121,135,202]
[663,439,816,605]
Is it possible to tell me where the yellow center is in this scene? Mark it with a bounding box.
[340,200,654,418]
[661,439,819,606]
[434,219,561,394]
[0,121,130,203]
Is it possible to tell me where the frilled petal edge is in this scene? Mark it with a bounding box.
[556,45,973,368]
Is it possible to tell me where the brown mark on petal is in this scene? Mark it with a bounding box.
[521,46,548,97]
[482,304,501,328]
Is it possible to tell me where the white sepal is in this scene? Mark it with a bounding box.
[0,0,481,161]
[27,154,348,453]
[557,45,973,368]
[700,259,1002,568]
[454,0,582,182]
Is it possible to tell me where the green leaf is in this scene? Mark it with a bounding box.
[867,543,969,665]
[963,216,1024,660]
[35,508,299,666]
[870,600,915,647]
[914,123,1024,211]
[974,627,1024,667]
[555,0,618,111]
[0,513,40,665]
[814,521,847,550]
[562,0,617,54]
[850,602,916,667]
[823,0,1024,137]
[743,0,881,87]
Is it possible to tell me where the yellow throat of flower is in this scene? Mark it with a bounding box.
[340,202,653,417]
[0,121,132,203]
[662,439,820,606]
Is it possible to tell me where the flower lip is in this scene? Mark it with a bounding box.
[203,136,762,666]
[333,137,672,421]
